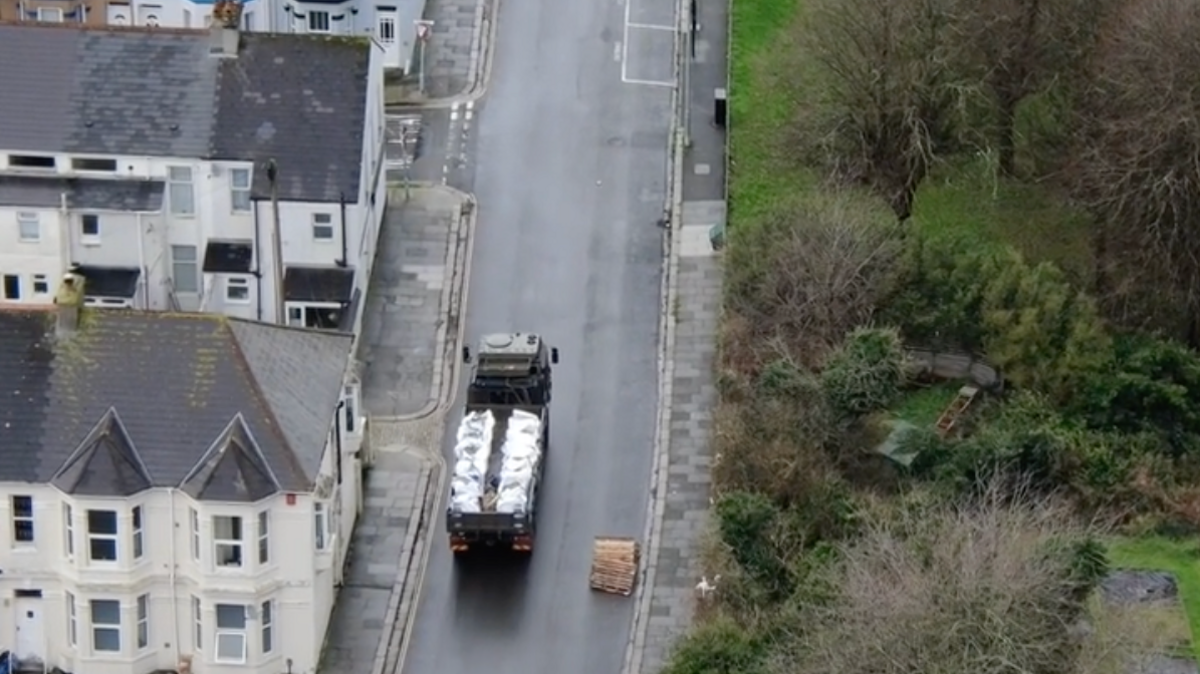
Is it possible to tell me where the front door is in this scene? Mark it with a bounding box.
[106,2,129,24]
[14,595,43,666]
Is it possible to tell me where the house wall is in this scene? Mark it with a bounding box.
[0,206,66,305]
[0,0,269,28]
[0,414,365,674]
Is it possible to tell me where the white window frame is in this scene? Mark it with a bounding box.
[307,10,330,32]
[90,598,121,653]
[214,604,247,664]
[132,506,144,559]
[67,591,78,647]
[261,600,273,654]
[231,168,252,212]
[31,274,49,296]
[312,213,335,241]
[38,6,63,21]
[80,214,101,244]
[168,166,195,216]
[11,495,34,546]
[257,511,269,565]
[172,244,199,294]
[2,274,20,301]
[213,515,244,568]
[189,508,200,561]
[136,594,149,650]
[17,212,39,242]
[192,596,203,650]
[64,503,74,558]
[315,503,328,551]
[86,509,118,563]
[225,276,251,304]
[377,14,395,43]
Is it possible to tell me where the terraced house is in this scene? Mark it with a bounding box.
[0,11,387,334]
[0,283,366,674]
[0,0,422,71]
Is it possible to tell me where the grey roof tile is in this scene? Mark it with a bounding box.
[51,407,154,497]
[0,177,165,211]
[0,308,353,498]
[0,24,369,203]
[180,414,280,502]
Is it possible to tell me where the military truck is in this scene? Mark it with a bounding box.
[446,333,558,555]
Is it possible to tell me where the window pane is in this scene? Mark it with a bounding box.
[87,510,117,534]
[12,496,31,518]
[214,516,242,540]
[232,169,250,188]
[216,633,245,661]
[215,604,245,629]
[137,595,147,619]
[169,166,192,181]
[94,627,120,652]
[90,538,117,561]
[170,183,195,215]
[91,599,120,625]
[132,507,142,528]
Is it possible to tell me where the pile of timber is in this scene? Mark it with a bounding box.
[589,536,640,596]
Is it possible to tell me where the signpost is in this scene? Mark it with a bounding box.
[415,20,435,96]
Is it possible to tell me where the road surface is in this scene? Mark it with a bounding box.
[400,0,675,669]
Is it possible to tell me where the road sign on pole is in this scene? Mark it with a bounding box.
[415,20,435,95]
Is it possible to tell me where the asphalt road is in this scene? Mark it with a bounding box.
[400,0,675,669]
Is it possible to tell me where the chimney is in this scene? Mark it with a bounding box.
[54,272,86,339]
[208,0,243,58]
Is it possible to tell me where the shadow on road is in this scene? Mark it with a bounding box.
[450,550,532,632]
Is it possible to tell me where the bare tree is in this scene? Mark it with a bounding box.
[953,0,1111,175]
[800,0,962,219]
[773,487,1111,674]
[727,191,902,367]
[1070,0,1200,343]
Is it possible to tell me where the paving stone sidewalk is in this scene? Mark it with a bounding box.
[319,185,471,674]
[627,201,724,674]
[386,0,489,102]
[360,186,465,418]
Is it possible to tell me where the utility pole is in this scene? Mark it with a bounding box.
[415,20,435,96]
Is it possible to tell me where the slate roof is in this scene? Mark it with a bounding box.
[0,308,354,500]
[0,176,164,211]
[0,23,370,203]
[284,266,356,303]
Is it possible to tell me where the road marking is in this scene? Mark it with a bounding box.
[465,99,474,122]
[613,42,622,61]
[627,22,674,30]
[449,102,460,121]
[622,77,675,87]
[621,0,677,88]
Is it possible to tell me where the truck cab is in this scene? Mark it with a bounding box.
[462,332,559,408]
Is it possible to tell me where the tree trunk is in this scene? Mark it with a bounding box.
[997,93,1018,176]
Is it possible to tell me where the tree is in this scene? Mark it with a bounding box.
[1070,0,1200,343]
[953,0,1111,175]
[820,326,908,418]
[775,488,1114,674]
[799,0,962,219]
[726,191,901,365]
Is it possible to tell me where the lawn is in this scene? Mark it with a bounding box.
[891,382,962,428]
[1109,536,1200,660]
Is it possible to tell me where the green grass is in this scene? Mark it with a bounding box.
[891,383,963,428]
[911,156,1094,280]
[1109,536,1200,660]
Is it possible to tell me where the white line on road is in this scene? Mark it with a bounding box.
[626,22,675,30]
[613,42,622,61]
[449,102,460,121]
[622,77,676,87]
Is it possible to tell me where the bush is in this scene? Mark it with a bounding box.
[715,492,792,599]
[662,617,767,674]
[774,489,1112,674]
[820,327,908,418]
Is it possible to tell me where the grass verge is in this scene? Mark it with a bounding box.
[1109,536,1200,660]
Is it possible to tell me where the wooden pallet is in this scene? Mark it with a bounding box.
[589,536,640,596]
[935,385,980,438]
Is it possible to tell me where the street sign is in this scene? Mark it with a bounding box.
[415,20,434,41]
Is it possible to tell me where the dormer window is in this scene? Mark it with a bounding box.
[71,157,117,172]
[7,155,55,170]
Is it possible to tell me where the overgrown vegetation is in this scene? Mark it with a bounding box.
[672,0,1200,670]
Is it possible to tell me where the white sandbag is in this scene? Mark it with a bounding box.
[495,410,543,513]
[448,410,496,513]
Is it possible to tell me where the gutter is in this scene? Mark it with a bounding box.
[337,192,348,268]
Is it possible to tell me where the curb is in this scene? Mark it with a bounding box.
[623,0,688,669]
[385,0,499,110]
[372,459,439,674]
